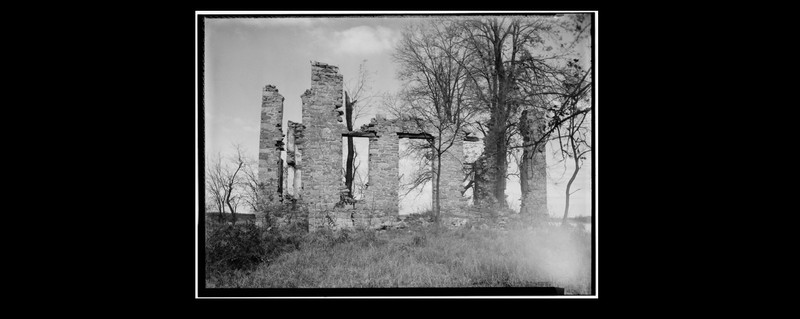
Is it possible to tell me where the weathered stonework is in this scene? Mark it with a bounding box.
[302,62,346,229]
[361,115,400,217]
[255,61,538,232]
[433,128,468,215]
[519,108,548,217]
[286,121,305,197]
[258,84,285,203]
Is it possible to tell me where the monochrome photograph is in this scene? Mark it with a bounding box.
[197,10,596,298]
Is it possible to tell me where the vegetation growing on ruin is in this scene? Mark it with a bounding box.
[205,213,591,294]
[201,14,595,295]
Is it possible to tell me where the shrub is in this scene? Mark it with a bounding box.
[411,234,427,247]
[353,229,387,248]
[205,222,266,276]
[259,226,304,263]
[300,228,339,249]
[296,228,386,251]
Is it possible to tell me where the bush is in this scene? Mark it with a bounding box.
[353,229,387,248]
[205,222,266,276]
[411,234,427,247]
[259,227,304,264]
[300,228,353,250]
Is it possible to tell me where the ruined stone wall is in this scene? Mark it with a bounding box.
[258,84,285,203]
[519,108,548,217]
[358,116,469,217]
[434,129,467,215]
[302,62,346,230]
[286,121,305,197]
[256,62,479,232]
[306,115,404,231]
[360,115,400,217]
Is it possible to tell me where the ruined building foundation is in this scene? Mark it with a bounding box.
[257,61,549,231]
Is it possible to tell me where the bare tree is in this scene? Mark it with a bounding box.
[224,145,247,223]
[546,56,593,223]
[437,15,590,209]
[398,138,435,198]
[240,155,266,215]
[470,14,592,216]
[452,17,555,207]
[392,20,479,225]
[510,61,592,154]
[205,145,247,224]
[513,63,591,218]
[556,111,590,225]
[383,92,434,200]
[351,159,368,200]
[206,153,227,222]
[343,60,374,199]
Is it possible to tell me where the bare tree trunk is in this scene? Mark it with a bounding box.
[435,149,442,224]
[482,116,508,207]
[344,92,355,195]
[217,200,225,223]
[475,114,508,207]
[468,161,479,202]
[345,137,354,193]
[562,156,579,225]
[562,118,584,226]
[225,191,237,225]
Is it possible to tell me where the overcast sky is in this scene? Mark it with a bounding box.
[202,15,593,217]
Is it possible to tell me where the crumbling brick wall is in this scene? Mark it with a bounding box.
[519,108,548,216]
[258,84,285,203]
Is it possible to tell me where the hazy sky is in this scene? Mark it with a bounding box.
[202,15,593,217]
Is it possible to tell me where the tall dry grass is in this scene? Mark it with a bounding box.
[207,223,591,294]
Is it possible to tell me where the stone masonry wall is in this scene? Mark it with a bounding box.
[360,115,400,217]
[358,116,467,217]
[256,63,477,232]
[285,121,305,197]
[434,128,467,215]
[302,62,346,230]
[258,84,285,203]
[519,108,548,217]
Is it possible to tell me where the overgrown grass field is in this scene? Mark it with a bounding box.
[205,216,592,294]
